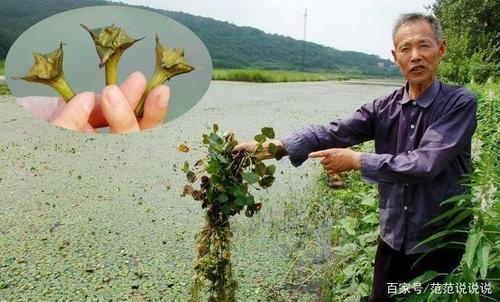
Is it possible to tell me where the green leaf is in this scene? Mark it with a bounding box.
[254,134,266,143]
[411,230,463,251]
[338,217,357,236]
[215,184,226,192]
[268,143,279,155]
[406,270,440,285]
[479,241,491,279]
[242,172,259,184]
[361,212,379,225]
[234,196,246,207]
[182,160,190,173]
[439,194,471,206]
[253,162,267,176]
[208,132,224,146]
[424,206,468,227]
[217,194,228,203]
[213,124,219,133]
[464,231,482,268]
[258,176,275,188]
[446,208,473,229]
[261,127,275,139]
[360,195,377,207]
[246,195,255,205]
[265,165,276,176]
[202,134,209,144]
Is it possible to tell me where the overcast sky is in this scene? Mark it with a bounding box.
[112,0,435,60]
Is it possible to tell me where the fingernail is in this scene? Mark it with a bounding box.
[106,85,122,107]
[128,71,142,81]
[157,87,168,108]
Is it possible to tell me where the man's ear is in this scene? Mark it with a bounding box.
[391,49,398,65]
[438,39,447,60]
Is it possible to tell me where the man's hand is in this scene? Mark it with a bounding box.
[233,139,287,160]
[308,148,361,175]
[16,71,169,133]
[50,92,97,132]
[99,72,169,133]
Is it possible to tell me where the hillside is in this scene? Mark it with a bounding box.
[0,0,399,76]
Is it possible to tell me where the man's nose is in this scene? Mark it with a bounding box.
[410,48,422,62]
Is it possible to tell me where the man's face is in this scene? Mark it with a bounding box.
[391,20,446,85]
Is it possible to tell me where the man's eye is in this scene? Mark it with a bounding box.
[400,47,409,52]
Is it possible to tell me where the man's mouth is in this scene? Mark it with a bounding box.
[410,65,426,73]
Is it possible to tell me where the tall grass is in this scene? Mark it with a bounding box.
[212,69,359,83]
[0,60,4,75]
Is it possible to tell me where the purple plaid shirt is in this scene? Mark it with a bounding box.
[279,80,477,254]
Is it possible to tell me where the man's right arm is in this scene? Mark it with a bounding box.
[278,101,377,167]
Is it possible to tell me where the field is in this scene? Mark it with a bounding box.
[212,69,363,83]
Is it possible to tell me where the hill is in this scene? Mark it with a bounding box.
[0,0,399,76]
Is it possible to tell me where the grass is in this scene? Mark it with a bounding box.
[212,69,364,83]
[0,60,4,75]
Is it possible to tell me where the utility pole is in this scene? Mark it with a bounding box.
[302,8,307,72]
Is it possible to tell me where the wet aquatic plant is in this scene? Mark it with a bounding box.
[180,124,283,302]
[134,34,194,117]
[11,43,75,102]
[81,23,143,86]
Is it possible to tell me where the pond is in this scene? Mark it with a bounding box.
[0,80,401,301]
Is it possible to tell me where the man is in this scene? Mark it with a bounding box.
[234,13,476,301]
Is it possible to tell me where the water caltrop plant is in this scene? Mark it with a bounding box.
[11,43,75,102]
[180,124,282,302]
[13,24,194,117]
[134,34,194,117]
[81,23,144,86]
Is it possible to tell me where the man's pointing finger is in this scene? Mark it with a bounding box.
[309,150,328,158]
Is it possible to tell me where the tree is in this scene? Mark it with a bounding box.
[432,0,499,83]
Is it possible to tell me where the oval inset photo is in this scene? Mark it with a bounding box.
[5,5,212,134]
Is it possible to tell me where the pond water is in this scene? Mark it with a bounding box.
[0,80,400,301]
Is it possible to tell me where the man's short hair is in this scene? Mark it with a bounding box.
[393,13,443,43]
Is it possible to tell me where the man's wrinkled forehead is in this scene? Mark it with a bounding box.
[393,20,437,47]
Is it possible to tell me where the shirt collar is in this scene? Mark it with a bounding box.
[399,79,440,108]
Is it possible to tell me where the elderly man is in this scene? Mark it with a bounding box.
[234,13,476,301]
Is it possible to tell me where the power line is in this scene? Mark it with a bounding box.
[302,8,307,72]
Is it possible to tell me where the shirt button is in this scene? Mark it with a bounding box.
[412,101,417,106]
[404,206,408,211]
[410,124,415,129]
[407,150,411,154]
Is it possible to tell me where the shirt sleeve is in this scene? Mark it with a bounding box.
[279,100,377,167]
[361,92,477,184]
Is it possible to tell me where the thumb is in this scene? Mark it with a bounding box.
[51,92,95,132]
[308,150,328,158]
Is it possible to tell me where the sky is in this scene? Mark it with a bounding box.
[111,0,435,60]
